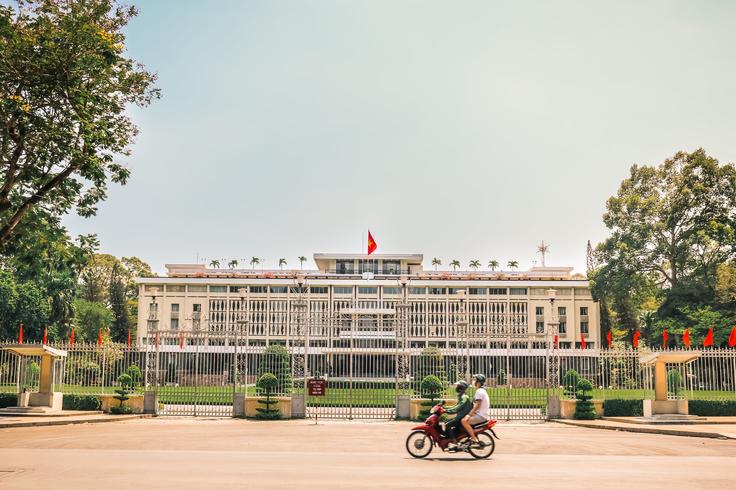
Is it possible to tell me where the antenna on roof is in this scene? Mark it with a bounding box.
[537,241,550,267]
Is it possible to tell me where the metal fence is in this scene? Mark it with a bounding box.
[2,338,735,419]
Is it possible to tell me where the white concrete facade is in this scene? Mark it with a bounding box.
[136,253,599,349]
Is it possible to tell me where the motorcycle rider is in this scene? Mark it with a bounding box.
[443,380,472,449]
[462,374,490,447]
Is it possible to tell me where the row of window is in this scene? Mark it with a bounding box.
[534,306,590,333]
[152,285,536,296]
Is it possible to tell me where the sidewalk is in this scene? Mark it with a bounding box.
[554,417,736,440]
[0,413,152,429]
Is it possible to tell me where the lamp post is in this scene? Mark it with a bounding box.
[456,289,470,382]
[237,288,248,397]
[395,275,411,395]
[546,288,559,411]
[293,274,308,395]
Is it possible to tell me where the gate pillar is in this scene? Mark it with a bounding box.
[291,393,305,418]
[233,393,246,417]
[143,391,158,414]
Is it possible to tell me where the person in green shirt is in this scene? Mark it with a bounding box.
[443,380,472,447]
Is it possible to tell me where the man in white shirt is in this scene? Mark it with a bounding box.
[462,374,490,447]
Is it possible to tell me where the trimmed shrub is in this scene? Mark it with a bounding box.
[689,400,736,416]
[111,373,133,414]
[417,375,444,421]
[0,392,17,408]
[603,399,644,417]
[574,378,597,420]
[255,372,281,420]
[257,345,292,395]
[62,394,101,411]
[110,405,133,414]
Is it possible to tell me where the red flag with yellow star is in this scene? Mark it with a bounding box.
[367,230,377,255]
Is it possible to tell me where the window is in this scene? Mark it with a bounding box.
[580,306,589,316]
[468,288,487,295]
[509,288,527,295]
[310,286,328,294]
[409,287,426,295]
[144,285,161,292]
[170,319,179,330]
[270,286,288,294]
[358,287,377,295]
[334,287,353,294]
[193,304,201,312]
[536,321,545,333]
[249,286,266,293]
[489,288,507,295]
[429,287,446,295]
[189,285,207,292]
[291,286,307,294]
[536,306,544,316]
[336,259,355,274]
[359,259,378,274]
[171,304,180,312]
[230,286,248,293]
[558,306,567,316]
[382,260,401,274]
[382,287,401,295]
[167,285,185,293]
[581,321,589,334]
[209,285,227,293]
[448,288,465,295]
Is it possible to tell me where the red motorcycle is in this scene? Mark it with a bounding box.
[405,402,498,459]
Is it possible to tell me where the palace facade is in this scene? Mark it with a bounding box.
[136,253,599,349]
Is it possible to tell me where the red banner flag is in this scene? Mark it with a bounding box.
[606,330,613,348]
[97,328,103,347]
[703,327,714,347]
[367,230,377,255]
[662,329,669,349]
[43,326,48,345]
[683,329,691,348]
[179,332,185,350]
[554,334,559,349]
[18,323,23,344]
[154,333,159,349]
[127,329,132,348]
[633,330,641,349]
[70,327,75,347]
[729,327,736,348]
[580,333,586,350]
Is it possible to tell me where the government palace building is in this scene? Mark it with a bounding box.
[136,253,600,350]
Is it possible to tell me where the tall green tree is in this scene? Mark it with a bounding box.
[0,0,159,248]
[108,262,129,342]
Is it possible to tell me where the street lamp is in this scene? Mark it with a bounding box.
[455,289,470,382]
[546,288,559,411]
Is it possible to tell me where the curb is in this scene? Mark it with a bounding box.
[0,414,153,429]
[552,419,734,440]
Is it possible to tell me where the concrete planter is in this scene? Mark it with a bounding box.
[410,398,456,420]
[99,394,144,414]
[243,396,292,418]
[559,398,604,419]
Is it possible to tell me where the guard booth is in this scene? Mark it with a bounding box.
[0,345,66,414]
[639,351,701,419]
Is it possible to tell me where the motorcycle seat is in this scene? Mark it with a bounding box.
[471,420,489,429]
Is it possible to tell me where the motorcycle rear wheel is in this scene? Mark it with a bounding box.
[468,432,495,459]
[405,430,433,458]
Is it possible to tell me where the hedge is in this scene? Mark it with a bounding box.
[0,392,17,408]
[62,394,101,411]
[603,399,644,417]
[688,400,736,416]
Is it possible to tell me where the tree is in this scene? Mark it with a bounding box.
[257,344,291,394]
[111,373,133,414]
[488,260,499,271]
[0,270,50,340]
[507,260,519,271]
[469,260,480,271]
[450,260,460,271]
[80,254,119,303]
[298,256,307,270]
[228,259,238,269]
[250,257,260,269]
[432,258,441,271]
[0,0,159,248]
[209,260,220,268]
[108,262,129,342]
[278,258,287,270]
[73,299,112,342]
[255,372,280,420]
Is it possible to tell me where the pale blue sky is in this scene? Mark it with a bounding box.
[64,0,736,274]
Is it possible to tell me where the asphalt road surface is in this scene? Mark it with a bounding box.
[1,418,734,489]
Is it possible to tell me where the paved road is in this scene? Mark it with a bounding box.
[1,419,735,489]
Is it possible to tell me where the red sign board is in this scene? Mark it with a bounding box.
[308,379,326,396]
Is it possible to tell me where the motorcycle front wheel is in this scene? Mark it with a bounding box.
[405,430,433,458]
[468,432,495,459]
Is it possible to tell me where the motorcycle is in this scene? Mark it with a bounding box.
[405,402,498,459]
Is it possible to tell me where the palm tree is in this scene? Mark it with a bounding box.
[228,259,238,269]
[450,260,460,271]
[431,258,442,270]
[278,258,287,270]
[507,260,519,271]
[469,260,481,271]
[209,259,220,269]
[488,260,499,271]
[298,256,307,270]
[250,256,260,269]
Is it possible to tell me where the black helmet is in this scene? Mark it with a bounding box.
[473,374,486,386]
[453,380,469,393]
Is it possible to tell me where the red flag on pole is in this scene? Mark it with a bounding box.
[729,327,736,348]
[553,334,559,349]
[662,329,669,349]
[606,330,613,348]
[179,332,184,350]
[43,326,48,345]
[18,323,23,344]
[127,329,132,347]
[97,328,103,347]
[633,330,641,349]
[367,230,377,255]
[683,329,691,348]
[703,327,714,347]
[580,333,586,350]
[154,332,159,349]
[70,327,75,347]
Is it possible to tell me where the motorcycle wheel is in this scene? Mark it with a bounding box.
[405,430,433,458]
[468,432,495,459]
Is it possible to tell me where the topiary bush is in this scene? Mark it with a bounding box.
[417,375,444,421]
[255,372,281,420]
[111,373,133,414]
[257,345,292,395]
[689,400,736,416]
[574,378,597,420]
[62,394,101,411]
[603,399,644,417]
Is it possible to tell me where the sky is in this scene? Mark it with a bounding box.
[63,0,736,275]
